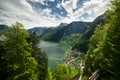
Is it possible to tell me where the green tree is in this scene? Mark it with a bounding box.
[46,67,53,80]
[83,0,120,79]
[98,0,120,79]
[28,33,48,80]
[53,64,69,80]
[53,64,79,80]
[0,42,8,80]
[83,24,105,76]
[3,22,38,80]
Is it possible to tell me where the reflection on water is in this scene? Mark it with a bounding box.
[39,41,69,71]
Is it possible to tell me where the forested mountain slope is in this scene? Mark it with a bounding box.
[72,15,105,53]
[40,22,90,42]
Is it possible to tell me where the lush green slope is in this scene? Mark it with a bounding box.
[71,15,105,53]
[83,0,120,79]
[27,15,105,54]
[40,22,90,42]
[0,23,48,80]
[60,33,82,45]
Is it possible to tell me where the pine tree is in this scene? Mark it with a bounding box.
[99,0,120,79]
[0,42,8,80]
[83,24,105,76]
[83,0,120,79]
[46,67,53,80]
[28,32,48,80]
[3,22,38,80]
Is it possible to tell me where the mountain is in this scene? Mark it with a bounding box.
[0,25,8,30]
[0,25,8,35]
[27,27,47,37]
[40,15,104,43]
[27,14,105,53]
[40,21,91,42]
[71,15,105,53]
[58,23,68,28]
[0,25,9,41]
[40,14,105,53]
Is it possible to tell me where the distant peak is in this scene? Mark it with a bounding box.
[0,24,9,30]
[58,23,68,27]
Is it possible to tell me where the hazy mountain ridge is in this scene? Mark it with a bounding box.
[26,15,105,52]
[40,15,104,43]
[0,25,9,41]
[41,15,105,53]
[0,25,8,30]
[39,21,91,42]
[0,25,9,35]
[27,27,47,37]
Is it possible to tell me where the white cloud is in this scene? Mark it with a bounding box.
[60,0,109,23]
[0,0,110,29]
[61,0,78,14]
[81,0,109,21]
[32,0,45,4]
[61,12,63,14]
[49,0,55,2]
[0,0,58,29]
[57,3,62,9]
[41,8,52,16]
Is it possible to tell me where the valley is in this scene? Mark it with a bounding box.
[39,41,70,71]
[0,0,120,80]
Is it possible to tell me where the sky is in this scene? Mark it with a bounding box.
[0,0,110,29]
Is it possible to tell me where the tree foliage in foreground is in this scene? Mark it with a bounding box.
[3,22,38,80]
[46,67,53,80]
[99,1,120,79]
[53,64,80,80]
[0,22,49,80]
[0,42,8,79]
[83,0,120,80]
[83,24,105,76]
[28,33,48,80]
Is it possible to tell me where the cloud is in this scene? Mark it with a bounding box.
[31,0,45,4]
[61,0,78,14]
[0,0,58,29]
[60,0,109,23]
[56,3,62,9]
[81,0,109,21]
[41,8,52,16]
[49,0,55,2]
[0,0,110,29]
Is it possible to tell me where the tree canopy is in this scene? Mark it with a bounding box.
[83,0,120,79]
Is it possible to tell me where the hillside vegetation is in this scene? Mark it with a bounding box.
[83,0,120,79]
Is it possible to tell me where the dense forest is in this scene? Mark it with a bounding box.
[0,23,48,80]
[0,23,80,80]
[83,0,120,80]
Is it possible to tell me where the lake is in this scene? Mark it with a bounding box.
[39,41,70,71]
